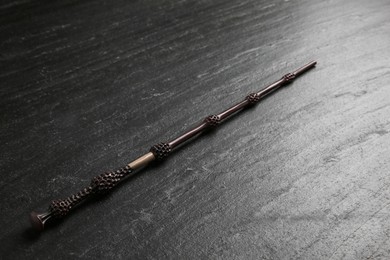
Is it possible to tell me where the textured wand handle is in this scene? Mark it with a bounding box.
[30,166,133,231]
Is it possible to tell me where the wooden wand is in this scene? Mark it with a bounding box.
[30,60,317,231]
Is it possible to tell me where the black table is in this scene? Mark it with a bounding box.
[1,0,390,259]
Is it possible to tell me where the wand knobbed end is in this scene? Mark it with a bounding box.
[30,211,52,232]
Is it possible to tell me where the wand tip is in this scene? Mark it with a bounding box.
[293,60,317,77]
[30,212,44,231]
[30,211,51,232]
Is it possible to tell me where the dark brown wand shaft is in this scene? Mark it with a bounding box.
[30,61,317,231]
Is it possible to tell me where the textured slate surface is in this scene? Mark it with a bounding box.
[1,0,390,259]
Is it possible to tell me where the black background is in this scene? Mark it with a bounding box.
[1,0,390,259]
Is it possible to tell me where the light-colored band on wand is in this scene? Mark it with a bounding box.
[128,152,155,169]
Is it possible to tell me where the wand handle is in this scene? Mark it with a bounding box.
[30,61,316,231]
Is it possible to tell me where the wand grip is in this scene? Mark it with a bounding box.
[30,152,157,231]
[30,166,133,231]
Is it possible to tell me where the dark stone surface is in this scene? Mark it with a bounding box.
[1,0,390,259]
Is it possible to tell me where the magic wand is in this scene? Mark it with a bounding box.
[30,60,317,231]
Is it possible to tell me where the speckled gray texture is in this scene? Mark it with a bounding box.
[1,0,390,259]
